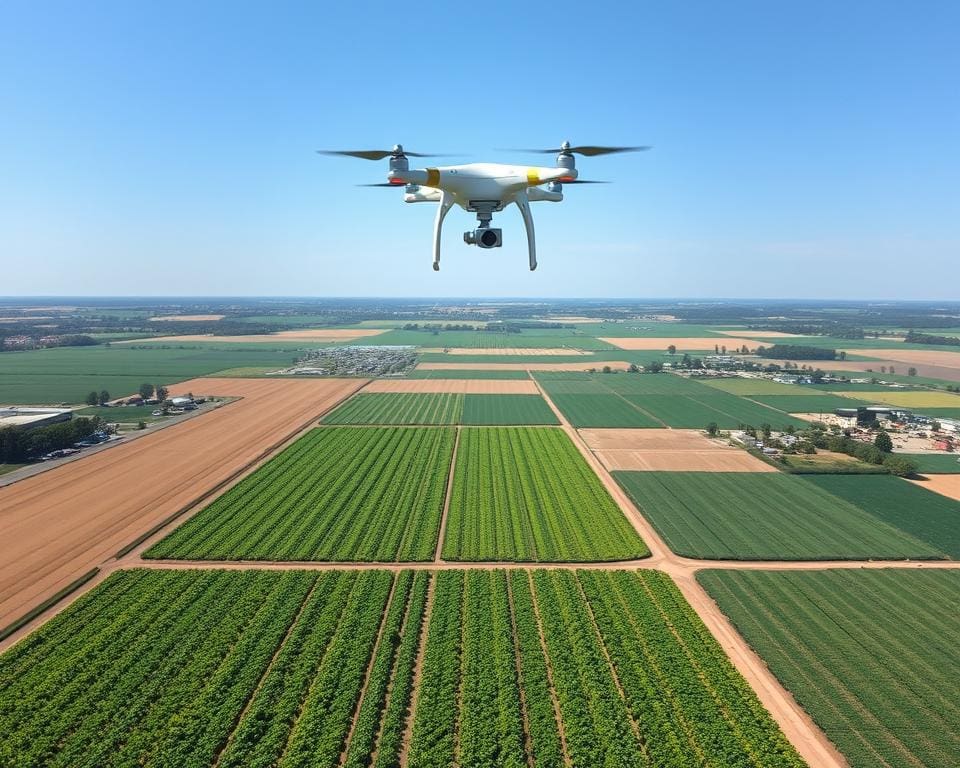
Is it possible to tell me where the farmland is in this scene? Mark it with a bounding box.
[835,390,960,408]
[803,474,960,558]
[322,391,558,425]
[614,471,945,560]
[699,569,960,768]
[443,427,648,561]
[902,453,960,473]
[322,392,463,425]
[0,377,364,633]
[407,368,532,379]
[744,393,869,413]
[0,567,805,767]
[146,427,454,561]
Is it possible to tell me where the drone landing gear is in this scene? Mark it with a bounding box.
[432,191,455,271]
[514,191,537,271]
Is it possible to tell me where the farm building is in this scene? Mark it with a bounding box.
[0,407,73,429]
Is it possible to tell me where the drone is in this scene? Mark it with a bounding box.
[318,142,650,271]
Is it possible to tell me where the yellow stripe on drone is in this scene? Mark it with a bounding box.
[426,168,440,187]
[527,169,540,185]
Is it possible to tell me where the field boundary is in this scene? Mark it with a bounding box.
[435,426,461,562]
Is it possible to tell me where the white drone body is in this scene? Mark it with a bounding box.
[319,142,649,271]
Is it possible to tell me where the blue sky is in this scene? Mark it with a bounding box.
[1,1,957,298]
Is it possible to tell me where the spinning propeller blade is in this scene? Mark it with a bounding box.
[318,147,461,160]
[500,144,651,156]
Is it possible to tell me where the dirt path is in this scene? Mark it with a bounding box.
[435,427,461,562]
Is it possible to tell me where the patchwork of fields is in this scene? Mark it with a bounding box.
[322,392,559,425]
[699,569,960,768]
[0,568,805,768]
[615,471,946,560]
[146,427,455,561]
[444,428,647,561]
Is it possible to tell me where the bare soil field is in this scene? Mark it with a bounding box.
[0,377,364,633]
[909,474,960,501]
[417,361,633,371]
[420,347,591,356]
[579,428,775,471]
[123,329,388,344]
[601,336,759,350]
[809,358,960,383]
[148,314,226,321]
[365,379,538,394]
[545,315,604,323]
[849,348,960,368]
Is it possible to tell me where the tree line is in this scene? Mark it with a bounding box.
[0,417,101,463]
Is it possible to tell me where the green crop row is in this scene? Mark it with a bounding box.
[443,427,648,561]
[1,569,806,767]
[146,426,455,561]
[699,569,960,768]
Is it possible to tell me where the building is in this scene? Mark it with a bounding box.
[0,407,73,430]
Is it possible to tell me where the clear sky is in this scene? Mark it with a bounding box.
[1,1,957,299]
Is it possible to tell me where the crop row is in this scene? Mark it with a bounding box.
[700,569,960,768]
[1,569,806,767]
[146,426,455,561]
[442,427,648,561]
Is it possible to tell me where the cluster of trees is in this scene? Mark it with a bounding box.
[401,323,479,331]
[904,330,960,347]
[755,344,837,361]
[0,417,101,463]
[798,425,917,476]
[748,323,865,339]
[85,383,168,406]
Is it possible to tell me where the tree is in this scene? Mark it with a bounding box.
[889,366,896,375]
[839,351,847,360]
[139,383,155,399]
[908,367,917,377]
[785,424,796,435]
[931,420,942,433]
[760,423,772,439]
[98,390,110,405]
[883,455,918,477]
[85,391,99,406]
[667,344,676,355]
[646,361,663,373]
[714,344,719,354]
[602,365,612,374]
[880,366,887,373]
[155,385,169,402]
[627,363,639,373]
[874,431,893,453]
[137,421,147,430]
[721,345,727,354]
[706,422,719,437]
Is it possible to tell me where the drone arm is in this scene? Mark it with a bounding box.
[432,191,455,271]
[515,190,537,271]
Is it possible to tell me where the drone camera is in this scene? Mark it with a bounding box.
[464,228,502,248]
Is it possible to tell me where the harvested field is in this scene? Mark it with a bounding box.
[420,347,592,356]
[836,390,960,408]
[417,361,633,371]
[580,428,776,472]
[124,328,388,344]
[148,314,225,321]
[406,368,531,380]
[813,359,960,383]
[849,348,960,368]
[0,377,364,633]
[909,473,960,501]
[365,378,538,394]
[601,336,759,350]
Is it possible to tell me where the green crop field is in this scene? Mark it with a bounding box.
[460,394,558,425]
[699,569,960,768]
[623,393,808,430]
[75,405,165,422]
[322,392,463,425]
[321,392,556,425]
[803,474,960,558]
[372,329,616,350]
[615,471,945,560]
[146,427,454,561]
[745,394,869,413]
[443,427,648,561]
[0,568,803,768]
[407,368,531,379]
[900,453,960,473]
[547,393,664,427]
[919,407,960,419]
[700,378,803,395]
[0,345,301,404]
[576,322,729,338]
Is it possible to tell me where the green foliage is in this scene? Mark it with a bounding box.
[444,428,648,561]
[756,344,837,360]
[874,430,893,452]
[615,471,945,560]
[0,417,98,463]
[146,427,455,561]
[897,453,960,473]
[460,394,558,425]
[699,569,960,768]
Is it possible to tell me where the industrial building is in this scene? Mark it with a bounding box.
[0,407,73,430]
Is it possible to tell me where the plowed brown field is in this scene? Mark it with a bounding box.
[121,329,387,344]
[365,379,538,394]
[909,474,960,501]
[0,377,364,632]
[579,428,775,472]
[601,337,759,350]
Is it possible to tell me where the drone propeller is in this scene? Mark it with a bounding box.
[562,179,610,184]
[318,145,459,161]
[501,143,651,157]
[356,182,405,187]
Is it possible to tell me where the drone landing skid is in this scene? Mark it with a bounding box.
[433,198,537,271]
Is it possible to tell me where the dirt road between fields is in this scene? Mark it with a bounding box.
[365,379,539,394]
[0,377,365,634]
